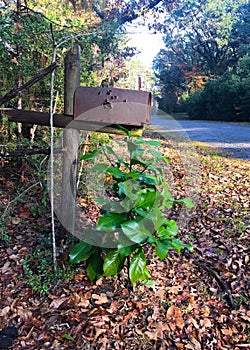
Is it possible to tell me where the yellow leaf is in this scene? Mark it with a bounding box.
[200,305,210,317]
[221,328,233,336]
[166,305,183,319]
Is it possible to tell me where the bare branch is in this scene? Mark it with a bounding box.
[118,0,164,25]
[93,0,164,25]
[0,62,59,106]
[184,249,236,310]
[0,147,62,158]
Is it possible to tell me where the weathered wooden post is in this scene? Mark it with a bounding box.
[60,45,80,238]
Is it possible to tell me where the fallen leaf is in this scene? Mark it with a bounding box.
[135,329,144,337]
[145,331,159,340]
[1,261,11,273]
[166,305,183,319]
[188,337,202,350]
[200,318,212,328]
[92,293,109,305]
[221,328,233,336]
[11,217,21,225]
[106,301,118,314]
[49,297,67,309]
[19,207,31,219]
[0,306,10,317]
[166,285,183,294]
[79,299,90,308]
[166,305,185,331]
[94,328,106,340]
[16,306,32,320]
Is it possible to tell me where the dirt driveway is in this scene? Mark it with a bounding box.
[151,116,250,160]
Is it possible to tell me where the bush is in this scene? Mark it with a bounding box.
[184,55,250,122]
[69,134,193,285]
[184,90,207,120]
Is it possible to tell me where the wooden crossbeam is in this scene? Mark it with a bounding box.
[5,109,144,136]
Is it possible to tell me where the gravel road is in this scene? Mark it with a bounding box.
[151,116,250,160]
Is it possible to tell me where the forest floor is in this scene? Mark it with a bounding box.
[0,135,249,350]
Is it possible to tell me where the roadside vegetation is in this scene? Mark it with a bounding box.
[0,1,249,349]
[0,136,249,348]
[153,0,250,122]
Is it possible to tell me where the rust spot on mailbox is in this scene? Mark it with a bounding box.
[74,87,151,126]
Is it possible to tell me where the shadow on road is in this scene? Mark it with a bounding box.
[151,115,250,161]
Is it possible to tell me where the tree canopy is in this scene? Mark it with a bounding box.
[153,0,250,121]
[0,0,178,111]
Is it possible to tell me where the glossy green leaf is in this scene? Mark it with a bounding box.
[174,197,194,208]
[134,207,148,218]
[165,220,178,235]
[182,197,194,208]
[107,166,123,179]
[86,250,103,282]
[117,231,135,248]
[127,140,138,153]
[92,163,109,174]
[96,212,127,231]
[163,157,171,164]
[141,279,155,286]
[101,200,127,213]
[163,238,192,255]
[135,190,156,211]
[94,197,109,204]
[155,241,170,260]
[130,157,148,168]
[121,220,150,243]
[79,150,99,160]
[118,180,140,202]
[118,244,138,257]
[141,174,157,186]
[148,148,163,158]
[145,208,166,230]
[83,227,119,247]
[103,250,125,277]
[134,138,162,146]
[129,250,149,284]
[124,171,140,181]
[69,241,93,264]
[157,226,174,239]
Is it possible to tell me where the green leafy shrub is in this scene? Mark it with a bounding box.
[184,89,207,120]
[23,248,73,294]
[185,55,250,122]
[69,134,193,285]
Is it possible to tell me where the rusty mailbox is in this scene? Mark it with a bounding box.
[73,87,151,128]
